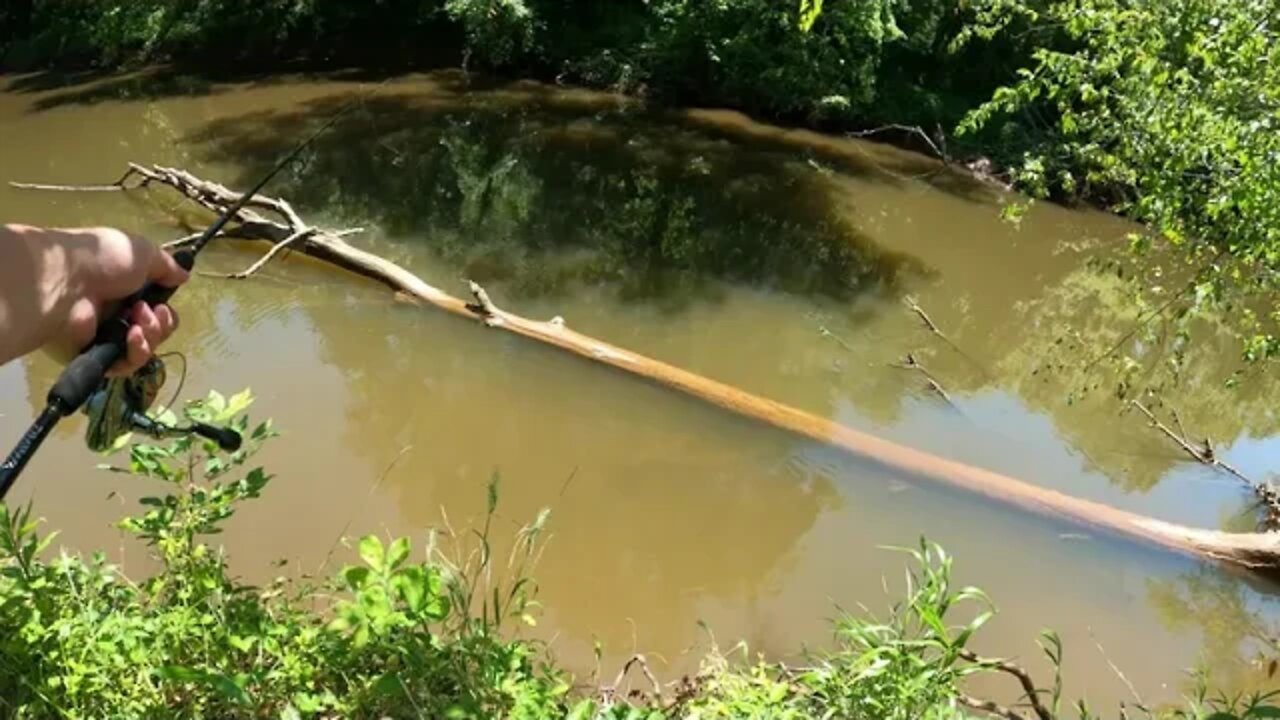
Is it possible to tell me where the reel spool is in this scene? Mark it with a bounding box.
[83,358,241,453]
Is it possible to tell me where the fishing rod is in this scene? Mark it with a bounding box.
[0,85,382,500]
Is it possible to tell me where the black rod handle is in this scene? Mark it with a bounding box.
[0,405,63,499]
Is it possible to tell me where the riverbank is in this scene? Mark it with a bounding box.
[1,395,1275,718]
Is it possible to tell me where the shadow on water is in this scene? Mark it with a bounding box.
[675,108,1007,206]
[6,66,223,111]
[5,66,404,113]
[185,81,930,307]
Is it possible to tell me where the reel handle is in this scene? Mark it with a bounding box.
[191,422,243,453]
[45,249,195,416]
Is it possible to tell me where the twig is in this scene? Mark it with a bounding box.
[1081,248,1228,374]
[215,228,314,280]
[892,353,959,409]
[847,124,949,163]
[818,325,853,351]
[957,693,1030,720]
[1130,400,1251,484]
[163,232,208,249]
[1131,400,1279,529]
[905,296,943,336]
[958,649,1053,720]
[1091,631,1146,711]
[903,296,987,377]
[9,167,139,192]
[602,654,663,704]
[10,181,124,192]
[316,446,413,576]
[467,280,504,327]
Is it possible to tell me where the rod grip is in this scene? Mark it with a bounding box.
[45,248,196,415]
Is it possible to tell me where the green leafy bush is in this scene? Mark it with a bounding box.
[0,390,567,718]
[0,390,1275,718]
[960,0,1280,360]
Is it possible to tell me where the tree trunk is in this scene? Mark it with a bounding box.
[14,164,1280,577]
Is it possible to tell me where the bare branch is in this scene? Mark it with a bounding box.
[1130,401,1252,484]
[957,693,1030,720]
[215,228,315,280]
[848,123,949,163]
[1131,399,1278,529]
[10,167,141,192]
[893,353,959,409]
[959,649,1053,720]
[467,281,504,327]
[905,296,943,335]
[603,654,663,703]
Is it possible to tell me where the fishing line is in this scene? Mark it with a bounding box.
[157,351,188,413]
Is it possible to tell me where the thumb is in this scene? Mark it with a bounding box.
[145,244,190,289]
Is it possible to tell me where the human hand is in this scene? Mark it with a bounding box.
[0,225,189,376]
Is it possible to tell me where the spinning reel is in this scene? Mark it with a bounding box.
[82,358,241,454]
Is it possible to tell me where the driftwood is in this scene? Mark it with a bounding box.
[12,164,1280,575]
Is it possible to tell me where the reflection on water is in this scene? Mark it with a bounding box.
[0,70,1277,706]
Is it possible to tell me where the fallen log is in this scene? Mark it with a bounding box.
[12,164,1280,575]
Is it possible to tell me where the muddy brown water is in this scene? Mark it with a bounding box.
[1,70,1277,707]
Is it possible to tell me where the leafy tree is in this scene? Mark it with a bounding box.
[960,0,1280,362]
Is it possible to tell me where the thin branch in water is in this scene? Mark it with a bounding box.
[1091,631,1147,711]
[905,295,943,336]
[1081,248,1229,373]
[1130,400,1250,483]
[818,325,854,351]
[892,353,959,410]
[316,445,413,576]
[1130,399,1279,528]
[903,296,988,377]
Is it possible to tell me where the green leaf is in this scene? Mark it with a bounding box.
[798,0,823,32]
[386,537,410,570]
[370,672,404,699]
[225,388,254,418]
[358,535,384,572]
[567,700,597,720]
[207,390,227,415]
[342,565,371,591]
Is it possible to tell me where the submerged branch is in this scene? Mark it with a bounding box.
[14,163,1280,576]
[892,353,958,409]
[903,297,987,378]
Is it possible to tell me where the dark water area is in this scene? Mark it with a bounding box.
[1,69,1277,707]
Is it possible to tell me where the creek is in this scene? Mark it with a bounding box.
[1,69,1277,706]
